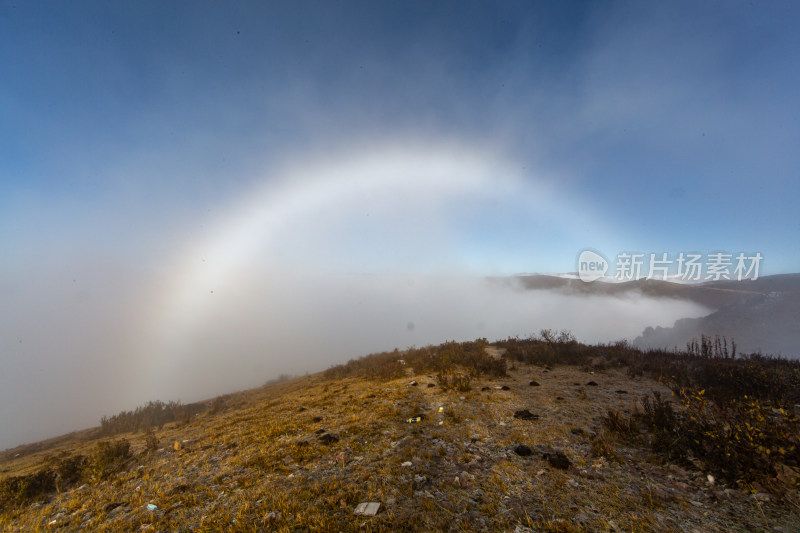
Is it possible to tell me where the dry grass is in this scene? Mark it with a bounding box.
[1,352,799,532]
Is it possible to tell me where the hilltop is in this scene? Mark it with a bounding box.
[1,336,799,532]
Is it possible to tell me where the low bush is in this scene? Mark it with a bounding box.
[437,370,472,392]
[87,439,131,481]
[0,469,55,509]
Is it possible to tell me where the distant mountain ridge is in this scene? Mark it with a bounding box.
[512,273,800,358]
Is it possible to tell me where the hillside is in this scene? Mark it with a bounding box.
[515,274,800,357]
[1,338,799,532]
[633,288,800,357]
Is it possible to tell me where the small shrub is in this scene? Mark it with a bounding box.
[0,469,55,508]
[88,440,131,481]
[143,428,159,453]
[590,432,623,463]
[49,453,88,489]
[437,370,471,392]
[603,409,640,436]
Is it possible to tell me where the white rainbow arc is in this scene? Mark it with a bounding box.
[139,142,612,397]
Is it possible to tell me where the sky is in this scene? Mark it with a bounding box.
[1,1,799,449]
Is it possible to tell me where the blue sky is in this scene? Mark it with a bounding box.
[3,1,798,275]
[1,1,799,448]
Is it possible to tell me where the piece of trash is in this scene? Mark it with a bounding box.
[707,474,715,485]
[401,461,412,467]
[406,414,425,423]
[173,441,181,452]
[353,502,381,516]
[438,407,444,412]
[145,503,158,511]
[410,380,418,386]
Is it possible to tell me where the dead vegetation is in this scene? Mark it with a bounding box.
[1,333,799,531]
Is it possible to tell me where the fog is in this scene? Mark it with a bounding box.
[0,146,711,450]
[2,263,709,451]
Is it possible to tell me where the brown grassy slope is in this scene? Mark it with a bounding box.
[1,363,798,532]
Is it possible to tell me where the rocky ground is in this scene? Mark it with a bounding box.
[1,361,798,532]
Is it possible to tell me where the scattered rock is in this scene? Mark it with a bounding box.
[586,381,598,386]
[573,512,590,523]
[458,472,476,487]
[168,484,191,495]
[427,383,435,388]
[333,451,350,464]
[353,502,381,516]
[494,385,511,390]
[570,428,585,435]
[481,387,491,391]
[298,406,307,412]
[173,441,181,452]
[615,390,628,394]
[529,381,540,386]
[311,416,323,423]
[543,451,571,470]
[413,474,429,489]
[410,381,418,387]
[514,444,533,457]
[513,410,539,420]
[556,396,565,401]
[318,432,339,445]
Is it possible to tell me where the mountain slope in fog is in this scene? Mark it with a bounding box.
[516,273,800,357]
